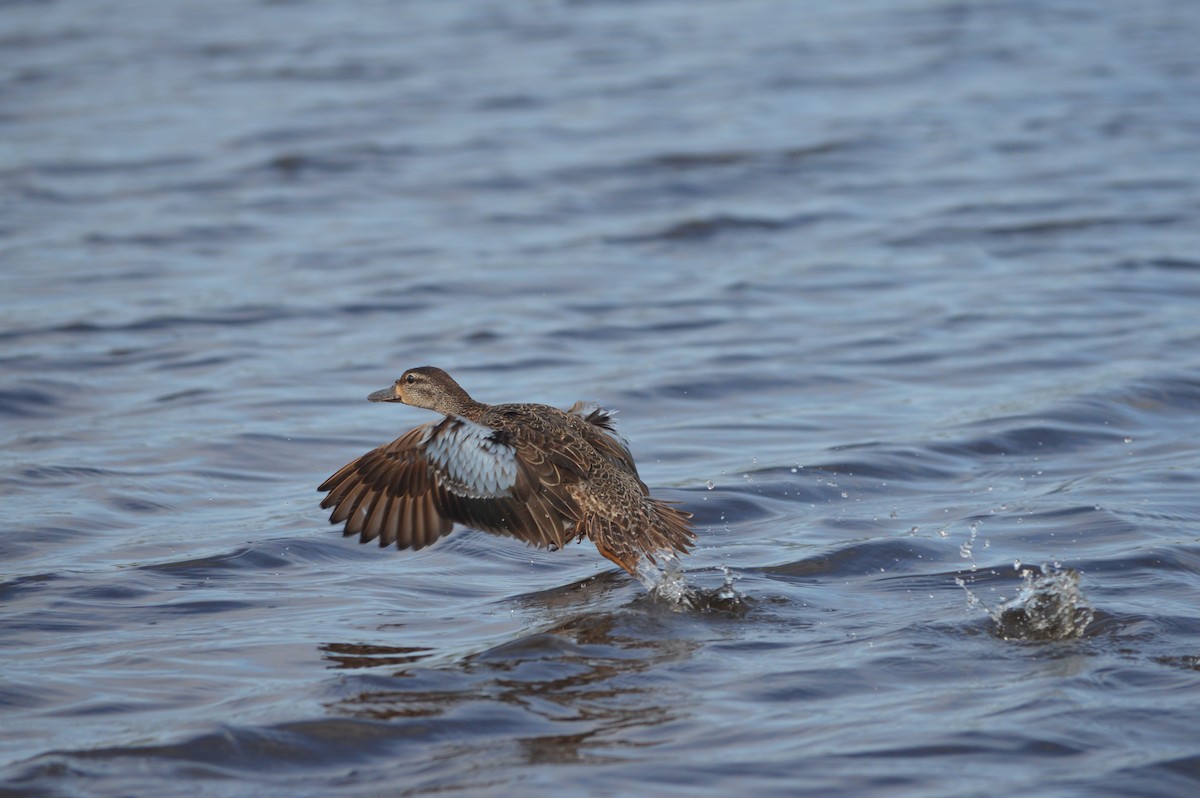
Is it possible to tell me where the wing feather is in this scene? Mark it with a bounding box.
[319,416,581,552]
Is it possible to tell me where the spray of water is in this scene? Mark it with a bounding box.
[957,563,1094,641]
[635,555,748,613]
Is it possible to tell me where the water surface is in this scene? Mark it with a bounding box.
[4,1,1200,796]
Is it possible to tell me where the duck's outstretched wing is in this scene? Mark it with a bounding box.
[318,416,584,551]
[318,424,453,550]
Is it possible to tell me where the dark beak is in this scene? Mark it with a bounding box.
[368,384,402,402]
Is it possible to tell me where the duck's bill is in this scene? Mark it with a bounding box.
[368,385,402,402]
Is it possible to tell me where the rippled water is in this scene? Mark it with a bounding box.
[4,1,1200,796]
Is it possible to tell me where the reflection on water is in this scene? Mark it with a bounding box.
[321,606,697,767]
[320,643,434,671]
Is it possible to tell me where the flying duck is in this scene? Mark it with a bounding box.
[318,367,695,575]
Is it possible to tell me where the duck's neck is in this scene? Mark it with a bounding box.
[432,386,486,419]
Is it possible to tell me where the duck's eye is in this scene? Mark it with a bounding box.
[405,374,417,384]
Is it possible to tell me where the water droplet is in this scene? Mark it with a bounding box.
[705,480,715,490]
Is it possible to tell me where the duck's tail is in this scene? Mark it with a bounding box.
[585,499,695,575]
[649,498,696,557]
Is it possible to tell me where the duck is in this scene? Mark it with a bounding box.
[318,367,694,575]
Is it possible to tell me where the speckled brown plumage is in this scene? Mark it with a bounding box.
[318,366,694,575]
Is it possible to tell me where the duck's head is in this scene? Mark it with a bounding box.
[369,366,477,416]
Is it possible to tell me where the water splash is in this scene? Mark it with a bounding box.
[957,564,1093,641]
[634,552,688,598]
[957,522,981,571]
[635,557,749,613]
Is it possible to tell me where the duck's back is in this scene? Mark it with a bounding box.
[497,401,691,569]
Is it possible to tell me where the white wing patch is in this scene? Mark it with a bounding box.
[423,417,519,499]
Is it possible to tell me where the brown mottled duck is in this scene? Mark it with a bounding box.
[318,367,694,575]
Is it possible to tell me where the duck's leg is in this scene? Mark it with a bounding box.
[594,541,638,576]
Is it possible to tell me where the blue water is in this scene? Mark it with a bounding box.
[4,1,1200,796]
